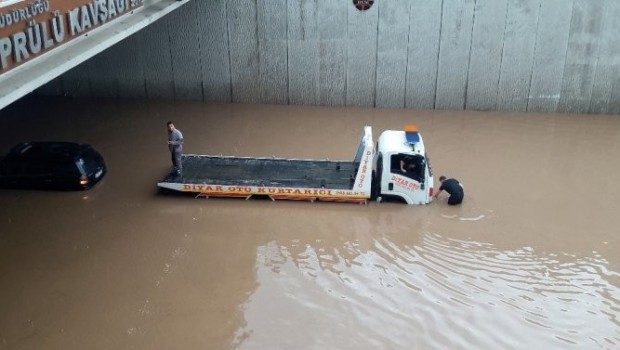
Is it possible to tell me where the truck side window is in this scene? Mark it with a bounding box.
[392,154,424,182]
[391,155,403,173]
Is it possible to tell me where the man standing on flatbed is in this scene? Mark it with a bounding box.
[434,175,464,205]
[167,121,184,175]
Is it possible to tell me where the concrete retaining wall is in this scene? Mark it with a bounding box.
[39,0,620,115]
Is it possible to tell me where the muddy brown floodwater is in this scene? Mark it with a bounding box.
[0,97,619,350]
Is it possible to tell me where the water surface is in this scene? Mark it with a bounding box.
[0,97,619,349]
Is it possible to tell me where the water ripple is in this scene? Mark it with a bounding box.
[237,233,620,349]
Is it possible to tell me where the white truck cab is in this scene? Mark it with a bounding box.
[374,125,434,204]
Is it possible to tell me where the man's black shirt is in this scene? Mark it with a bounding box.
[439,178,463,196]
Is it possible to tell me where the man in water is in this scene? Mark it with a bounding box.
[434,175,464,205]
[167,121,184,175]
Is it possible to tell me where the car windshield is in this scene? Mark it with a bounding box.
[78,148,104,173]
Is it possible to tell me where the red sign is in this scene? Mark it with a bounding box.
[353,0,374,11]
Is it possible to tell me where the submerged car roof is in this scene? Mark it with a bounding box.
[7,142,89,160]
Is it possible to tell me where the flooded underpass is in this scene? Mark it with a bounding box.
[0,97,619,349]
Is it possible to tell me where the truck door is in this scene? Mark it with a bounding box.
[378,153,428,204]
[392,154,425,184]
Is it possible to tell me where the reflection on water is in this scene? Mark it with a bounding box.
[238,229,620,349]
[0,97,619,349]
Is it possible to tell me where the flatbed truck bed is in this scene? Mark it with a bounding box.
[161,155,358,189]
[158,127,374,203]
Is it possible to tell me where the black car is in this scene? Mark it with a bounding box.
[0,142,107,190]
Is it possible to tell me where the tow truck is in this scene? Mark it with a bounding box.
[157,125,434,204]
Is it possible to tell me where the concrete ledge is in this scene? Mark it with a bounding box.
[0,0,188,111]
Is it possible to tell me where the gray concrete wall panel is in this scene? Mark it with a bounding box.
[62,62,92,97]
[317,0,347,106]
[318,0,346,40]
[375,0,409,109]
[610,53,620,115]
[259,40,289,104]
[346,5,378,107]
[435,0,475,110]
[288,41,319,105]
[40,0,620,115]
[528,0,573,112]
[37,77,64,97]
[589,0,620,114]
[259,0,287,41]
[497,0,540,112]
[405,0,441,109]
[608,0,620,117]
[87,50,119,99]
[466,0,508,111]
[168,1,203,101]
[611,75,620,115]
[115,35,147,100]
[257,0,288,104]
[141,20,175,100]
[558,0,604,114]
[288,0,319,105]
[288,0,318,41]
[318,41,347,106]
[228,0,261,103]
[197,0,231,102]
